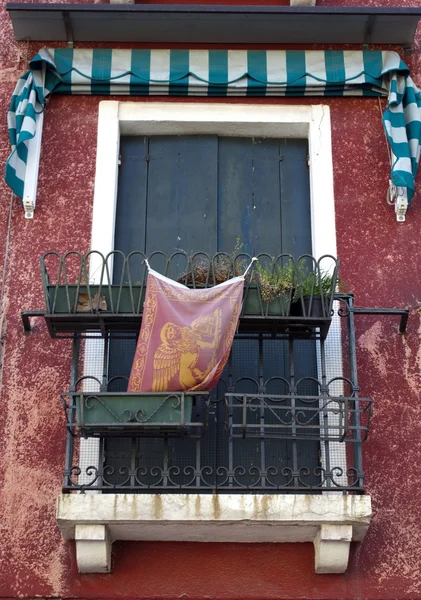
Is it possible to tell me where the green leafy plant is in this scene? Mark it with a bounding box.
[294,264,342,298]
[255,261,296,303]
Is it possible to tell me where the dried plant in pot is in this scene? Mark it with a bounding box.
[178,255,233,286]
[177,240,247,288]
[244,261,296,316]
[178,250,297,317]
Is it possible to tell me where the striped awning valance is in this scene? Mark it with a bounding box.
[6,48,421,216]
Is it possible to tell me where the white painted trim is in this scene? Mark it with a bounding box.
[94,101,337,260]
[118,102,311,137]
[91,101,120,279]
[23,110,44,219]
[290,0,316,6]
[308,105,337,259]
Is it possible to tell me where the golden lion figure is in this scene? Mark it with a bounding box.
[152,309,222,391]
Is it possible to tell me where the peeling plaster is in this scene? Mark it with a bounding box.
[358,321,388,378]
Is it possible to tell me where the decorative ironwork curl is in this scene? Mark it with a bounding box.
[336,294,352,317]
[65,459,366,492]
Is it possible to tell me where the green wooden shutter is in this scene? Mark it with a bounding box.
[105,135,319,491]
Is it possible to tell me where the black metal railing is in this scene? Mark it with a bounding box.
[225,387,372,442]
[17,250,408,495]
[59,294,395,495]
[63,379,371,443]
[35,250,340,338]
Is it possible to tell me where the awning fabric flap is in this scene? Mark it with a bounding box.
[6,48,421,205]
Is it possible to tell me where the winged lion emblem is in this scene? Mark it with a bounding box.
[152,308,222,391]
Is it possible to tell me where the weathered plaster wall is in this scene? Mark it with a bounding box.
[0,0,420,597]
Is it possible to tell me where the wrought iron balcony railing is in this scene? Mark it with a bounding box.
[64,376,371,443]
[26,250,341,338]
[225,387,372,442]
[19,250,408,496]
[59,294,405,495]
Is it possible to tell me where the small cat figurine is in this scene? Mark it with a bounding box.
[76,292,107,312]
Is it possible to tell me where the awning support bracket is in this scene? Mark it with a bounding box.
[63,10,74,46]
[387,180,408,222]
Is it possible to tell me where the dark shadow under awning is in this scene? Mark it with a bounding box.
[6,4,421,47]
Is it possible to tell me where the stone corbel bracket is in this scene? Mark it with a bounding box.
[314,524,353,574]
[57,493,371,574]
[75,524,111,573]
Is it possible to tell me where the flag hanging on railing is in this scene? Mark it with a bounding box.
[128,269,244,393]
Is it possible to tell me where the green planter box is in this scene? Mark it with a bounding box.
[290,295,331,318]
[73,391,207,437]
[47,284,294,317]
[46,285,145,314]
[242,285,292,316]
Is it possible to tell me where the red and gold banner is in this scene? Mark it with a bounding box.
[128,270,244,392]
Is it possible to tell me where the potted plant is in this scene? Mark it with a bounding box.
[44,278,149,315]
[243,261,296,316]
[41,251,150,315]
[292,263,340,318]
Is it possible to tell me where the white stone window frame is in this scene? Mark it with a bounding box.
[91,101,336,265]
[82,100,344,481]
[60,101,371,575]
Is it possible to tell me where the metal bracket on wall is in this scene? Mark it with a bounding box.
[63,10,74,46]
[21,310,45,332]
[363,15,376,46]
[387,181,408,222]
[352,307,409,334]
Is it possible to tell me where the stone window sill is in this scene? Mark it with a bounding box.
[56,493,371,574]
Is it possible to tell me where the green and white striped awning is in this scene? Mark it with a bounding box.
[6,48,421,217]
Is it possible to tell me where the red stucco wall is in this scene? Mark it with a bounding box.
[0,0,421,598]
